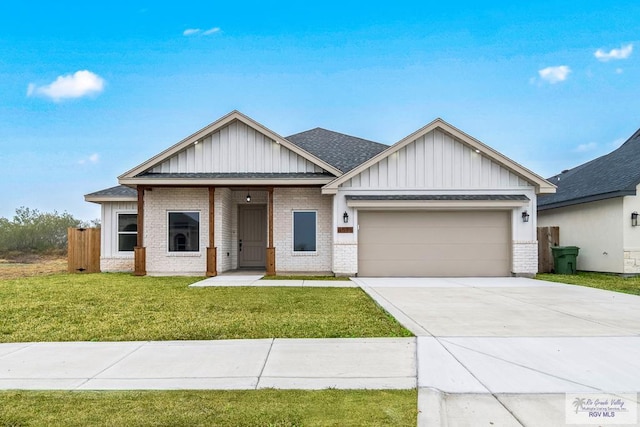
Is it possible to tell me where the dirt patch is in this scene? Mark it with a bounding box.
[0,256,67,280]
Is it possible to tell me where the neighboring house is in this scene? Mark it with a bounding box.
[538,127,640,274]
[85,110,554,277]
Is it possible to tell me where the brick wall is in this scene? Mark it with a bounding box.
[624,251,640,274]
[332,243,357,276]
[145,187,208,275]
[100,257,134,272]
[273,188,332,273]
[215,188,232,272]
[512,241,538,276]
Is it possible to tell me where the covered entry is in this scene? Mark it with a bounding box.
[358,210,511,277]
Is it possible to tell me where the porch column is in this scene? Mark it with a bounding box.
[266,187,276,275]
[134,186,146,276]
[206,186,217,277]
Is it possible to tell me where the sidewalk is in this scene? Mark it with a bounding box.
[0,338,415,391]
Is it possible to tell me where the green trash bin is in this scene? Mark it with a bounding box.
[551,246,580,274]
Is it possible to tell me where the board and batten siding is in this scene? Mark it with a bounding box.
[101,201,137,258]
[150,120,325,174]
[342,129,530,189]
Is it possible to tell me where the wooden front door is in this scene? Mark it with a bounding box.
[238,205,267,268]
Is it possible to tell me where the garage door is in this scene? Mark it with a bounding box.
[358,210,511,277]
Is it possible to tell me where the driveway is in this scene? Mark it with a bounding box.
[353,277,640,426]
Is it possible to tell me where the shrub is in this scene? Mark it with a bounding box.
[0,207,99,255]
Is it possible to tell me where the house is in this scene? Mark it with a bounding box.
[85,110,554,277]
[538,127,640,274]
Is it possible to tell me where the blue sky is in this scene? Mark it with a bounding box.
[1,1,639,220]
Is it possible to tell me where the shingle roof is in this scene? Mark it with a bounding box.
[538,127,640,210]
[85,185,137,198]
[285,128,388,173]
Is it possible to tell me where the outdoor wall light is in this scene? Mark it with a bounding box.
[246,192,251,203]
[522,211,530,223]
[343,211,349,223]
[632,211,638,227]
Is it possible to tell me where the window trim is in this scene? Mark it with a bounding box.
[116,211,137,254]
[167,210,201,253]
[292,210,317,253]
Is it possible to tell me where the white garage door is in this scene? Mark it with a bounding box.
[358,210,511,277]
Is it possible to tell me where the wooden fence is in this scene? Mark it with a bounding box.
[537,226,560,273]
[67,228,100,273]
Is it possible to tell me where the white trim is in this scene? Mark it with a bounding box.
[292,210,318,254]
[115,211,137,255]
[346,199,529,209]
[118,110,342,181]
[85,196,137,203]
[167,210,201,254]
[118,177,333,186]
[322,118,556,195]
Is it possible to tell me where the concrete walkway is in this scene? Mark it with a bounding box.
[354,277,640,426]
[0,338,415,390]
[189,274,357,287]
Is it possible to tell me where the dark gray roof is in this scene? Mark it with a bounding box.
[538,127,640,210]
[136,172,334,179]
[346,195,530,201]
[286,128,388,173]
[85,185,137,198]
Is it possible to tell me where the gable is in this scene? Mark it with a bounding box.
[323,118,555,194]
[342,128,530,189]
[119,111,342,183]
[149,120,325,174]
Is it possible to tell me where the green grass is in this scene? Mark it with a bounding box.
[0,273,411,342]
[262,275,351,281]
[536,272,640,296]
[0,389,417,426]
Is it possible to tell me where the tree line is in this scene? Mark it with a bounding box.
[0,207,99,254]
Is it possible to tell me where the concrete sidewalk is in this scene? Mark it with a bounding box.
[355,277,640,426]
[0,338,415,391]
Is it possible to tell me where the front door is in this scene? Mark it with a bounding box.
[238,205,267,268]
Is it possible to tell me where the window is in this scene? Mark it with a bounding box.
[117,213,137,252]
[293,211,316,252]
[168,212,200,252]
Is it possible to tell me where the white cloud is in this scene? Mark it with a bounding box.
[27,70,105,101]
[594,44,633,62]
[616,68,624,74]
[538,65,571,84]
[574,142,597,153]
[184,27,220,36]
[78,153,99,165]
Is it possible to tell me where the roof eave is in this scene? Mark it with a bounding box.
[119,111,343,180]
[84,195,137,204]
[322,118,556,194]
[118,177,333,186]
[538,190,636,211]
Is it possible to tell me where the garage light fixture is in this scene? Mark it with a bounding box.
[632,211,638,227]
[521,211,530,223]
[246,192,251,203]
[343,211,349,223]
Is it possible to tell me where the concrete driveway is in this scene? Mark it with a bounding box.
[353,277,640,426]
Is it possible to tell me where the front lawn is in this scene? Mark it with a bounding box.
[0,273,411,342]
[536,272,640,296]
[0,389,417,427]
